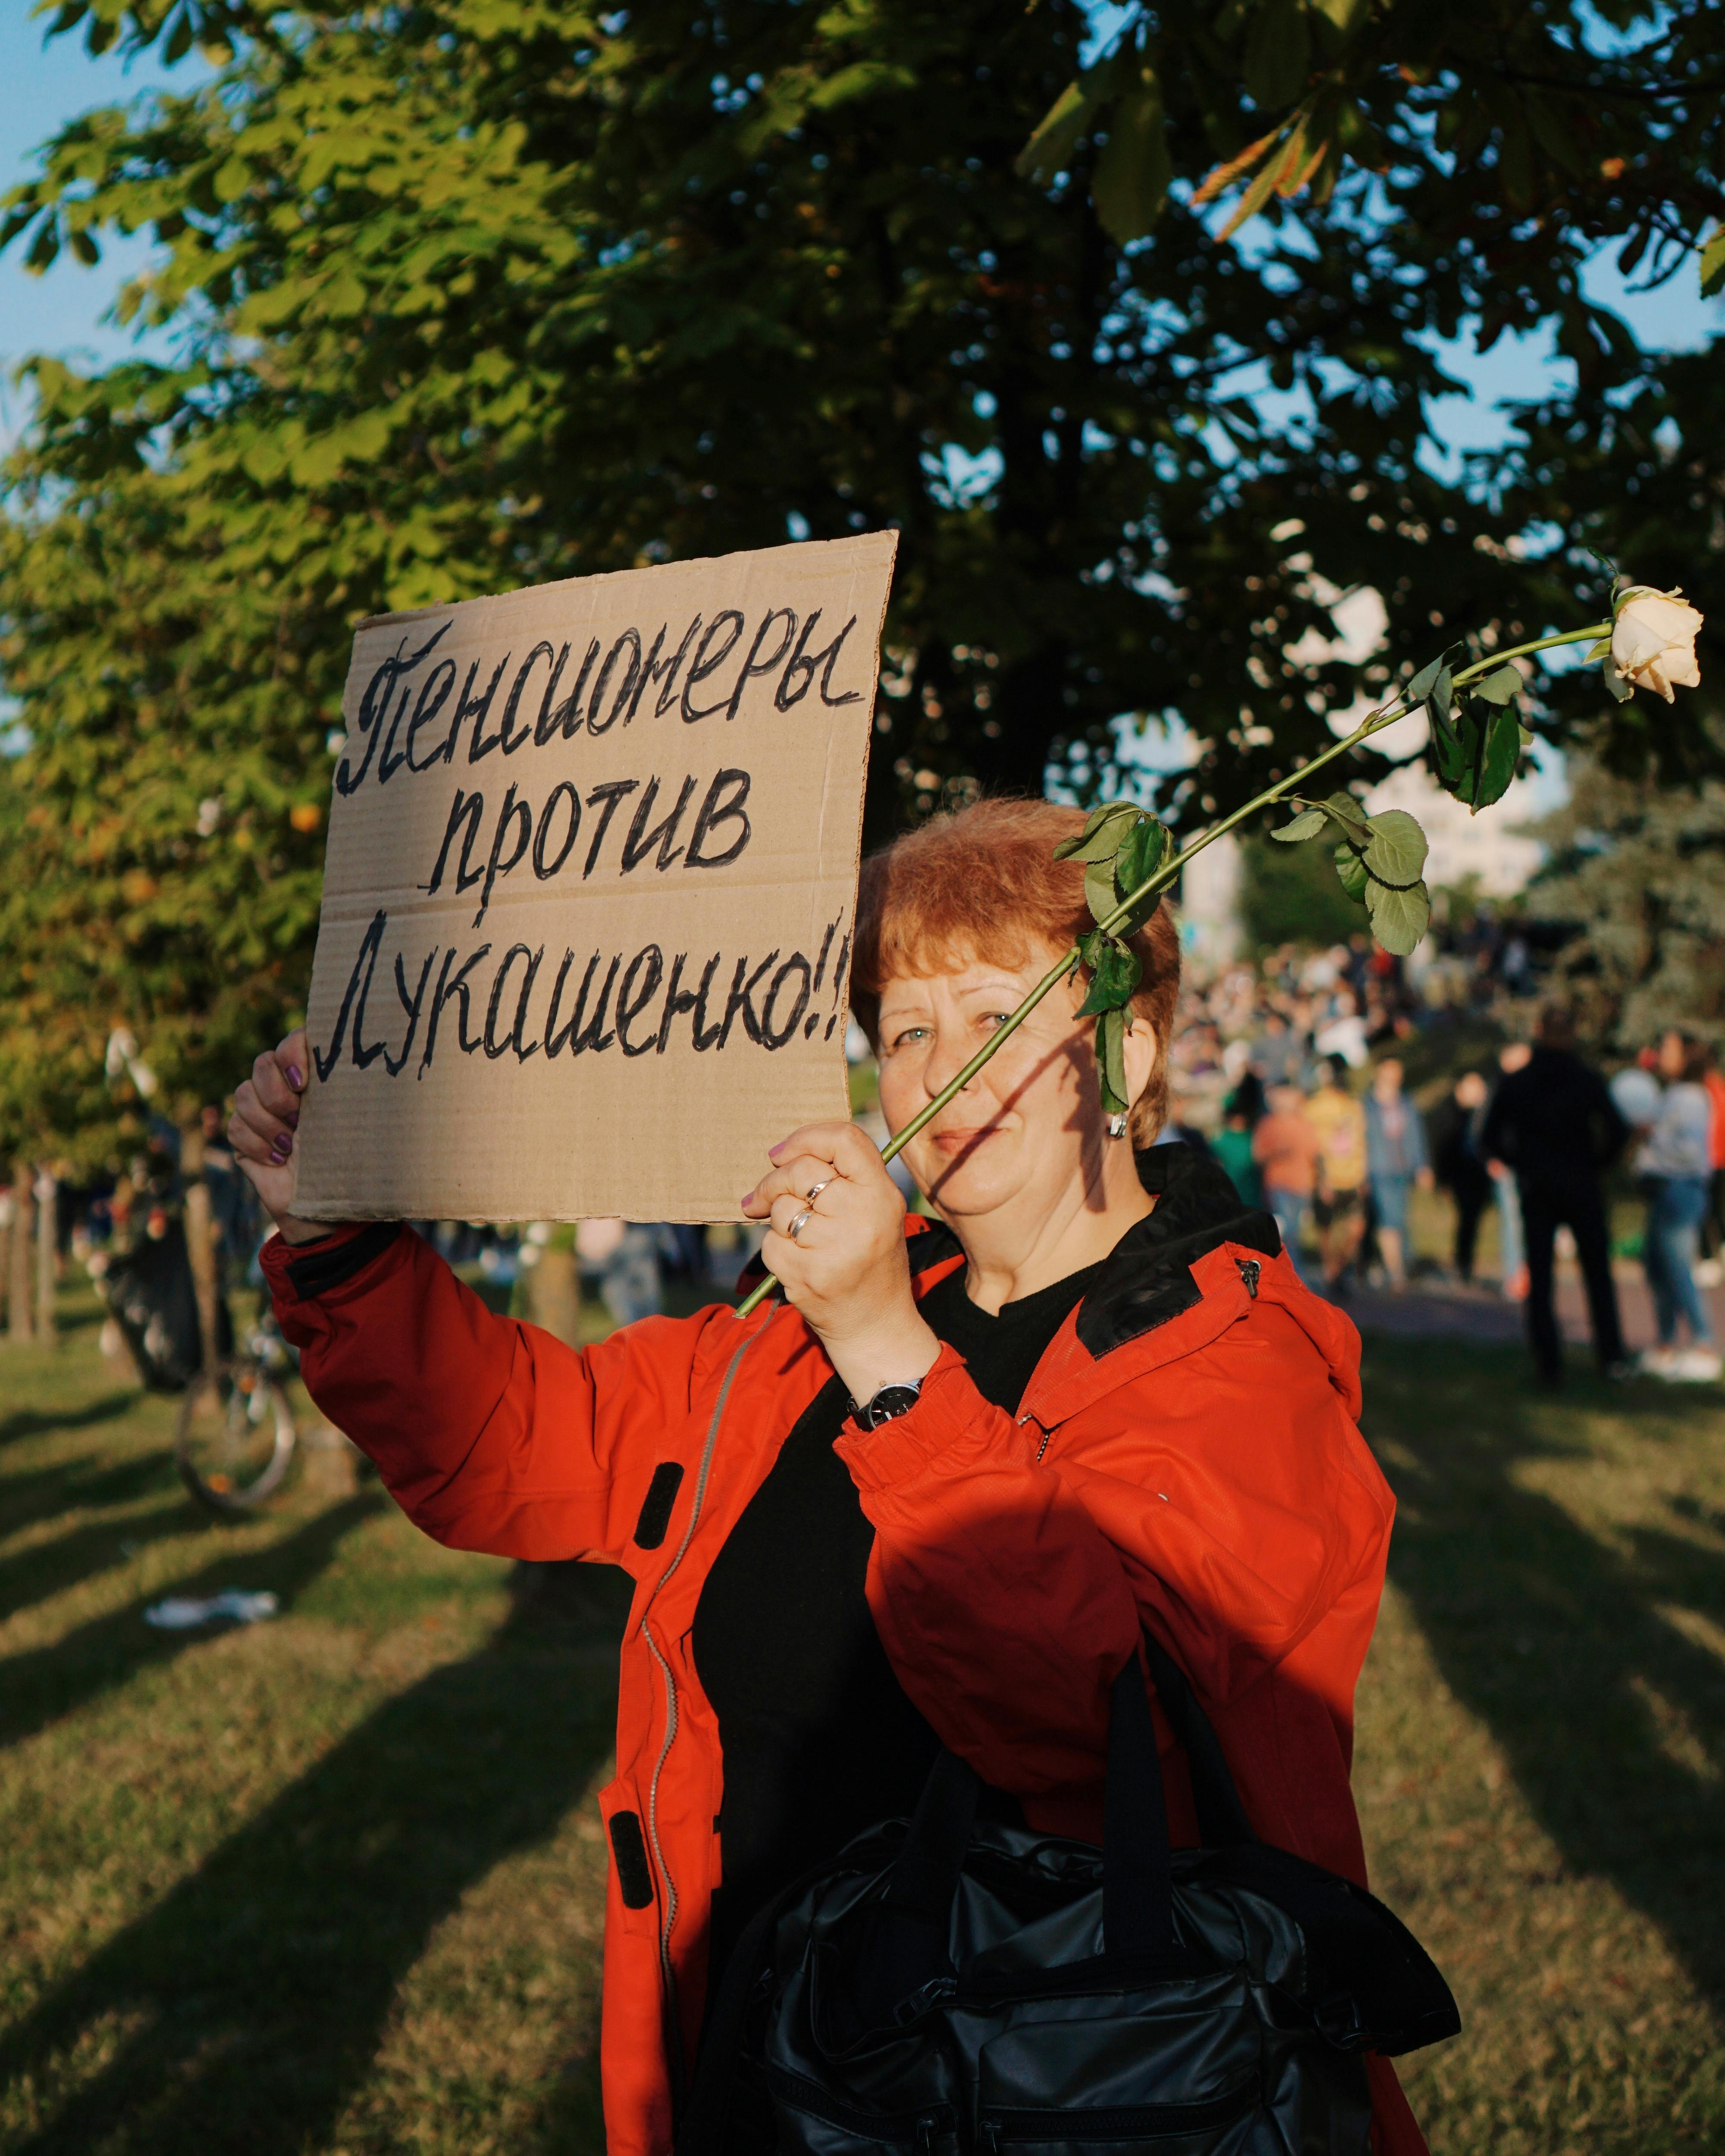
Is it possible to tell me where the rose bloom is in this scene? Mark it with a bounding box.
[1612,588,1704,702]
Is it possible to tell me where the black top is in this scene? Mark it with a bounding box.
[1480,1047,1629,1185]
[692,1254,1103,1999]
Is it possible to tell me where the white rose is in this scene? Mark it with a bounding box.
[1611,589,1704,703]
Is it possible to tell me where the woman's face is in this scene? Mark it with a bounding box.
[874,945,1155,1224]
[1658,1029,1687,1081]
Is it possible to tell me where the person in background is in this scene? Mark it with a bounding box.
[1304,1058,1369,1299]
[1211,1091,1262,1210]
[1487,1043,1531,1301]
[1252,1081,1321,1282]
[1482,1008,1628,1386]
[1636,1030,1721,1382]
[1362,1058,1432,1290]
[574,1218,663,1327]
[1251,1008,1297,1088]
[1699,1043,1725,1282]
[1430,1072,1495,1284]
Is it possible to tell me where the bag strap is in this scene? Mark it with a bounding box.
[1102,1653,1174,1955]
[1142,1633,1257,1849]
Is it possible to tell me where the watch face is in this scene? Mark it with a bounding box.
[862,1383,922,1428]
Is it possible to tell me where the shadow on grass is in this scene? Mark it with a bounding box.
[1362,1341,1725,2011]
[0,1567,631,2156]
[0,1492,386,1751]
[1,1389,144,1449]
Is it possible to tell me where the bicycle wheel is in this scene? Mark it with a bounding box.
[176,1359,298,1518]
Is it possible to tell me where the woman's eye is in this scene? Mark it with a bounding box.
[889,1026,931,1051]
[981,1012,1011,1031]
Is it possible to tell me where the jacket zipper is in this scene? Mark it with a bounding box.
[980,2073,1260,2145]
[637,1322,760,2097]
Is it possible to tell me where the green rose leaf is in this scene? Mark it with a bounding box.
[1084,854,1121,925]
[1361,808,1428,888]
[1054,801,1141,863]
[1321,790,1371,842]
[1115,814,1169,894]
[1334,843,1369,900]
[1603,660,1635,704]
[1469,703,1522,809]
[1076,933,1143,1017]
[1272,806,1327,843]
[1471,663,1521,706]
[1364,876,1432,956]
[1408,656,1445,701]
[1096,1006,1129,1116]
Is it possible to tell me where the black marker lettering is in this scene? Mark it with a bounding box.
[484,943,545,1061]
[544,950,621,1056]
[336,621,452,796]
[500,642,564,755]
[465,652,513,761]
[777,610,862,710]
[532,781,581,879]
[657,950,720,1053]
[824,928,853,1039]
[582,779,639,876]
[680,611,745,722]
[626,615,704,723]
[691,952,728,1050]
[621,773,697,874]
[418,942,494,1075]
[311,908,389,1080]
[809,919,837,995]
[385,947,437,1075]
[761,953,812,1048]
[587,629,643,735]
[405,659,459,773]
[718,949,779,1048]
[543,637,600,743]
[725,608,798,721]
[475,783,532,925]
[684,768,753,868]
[422,789,486,896]
[617,944,666,1056]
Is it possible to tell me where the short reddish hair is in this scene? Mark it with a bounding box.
[852,797,1182,1142]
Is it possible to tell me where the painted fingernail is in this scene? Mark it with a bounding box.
[285,1109,300,1129]
[272,1134,293,1161]
[740,1192,754,1208]
[285,1064,304,1089]
[768,1142,786,1159]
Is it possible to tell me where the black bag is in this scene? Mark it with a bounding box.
[683,1637,1457,2156]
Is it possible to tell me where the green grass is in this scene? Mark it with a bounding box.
[2,1291,1723,2151]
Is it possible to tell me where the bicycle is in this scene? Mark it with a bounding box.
[175,1313,300,1518]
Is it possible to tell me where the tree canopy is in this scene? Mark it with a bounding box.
[0,0,1720,1147]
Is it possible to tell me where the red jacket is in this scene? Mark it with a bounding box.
[263,1147,1429,2156]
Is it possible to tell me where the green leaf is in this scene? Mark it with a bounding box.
[1471,663,1521,705]
[1053,800,1140,863]
[1321,790,1370,841]
[1076,933,1142,1016]
[1603,661,1636,704]
[1333,843,1368,900]
[1085,853,1121,925]
[1700,221,1725,300]
[1272,806,1326,843]
[1361,808,1428,887]
[1017,41,1130,185]
[1407,656,1445,702]
[1115,813,1169,894]
[1097,1006,1129,1115]
[1244,0,1311,110]
[1586,635,1613,662]
[1470,704,1522,809]
[1364,877,1431,956]
[1094,71,1171,243]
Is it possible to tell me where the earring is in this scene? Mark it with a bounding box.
[1107,1112,1129,1140]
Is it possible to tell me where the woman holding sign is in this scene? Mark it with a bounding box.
[231,798,1425,2156]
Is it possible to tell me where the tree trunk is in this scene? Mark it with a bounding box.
[179,1122,222,1377]
[33,1166,56,1346]
[8,1161,33,1344]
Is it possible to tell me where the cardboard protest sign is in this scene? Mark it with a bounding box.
[294,532,896,1223]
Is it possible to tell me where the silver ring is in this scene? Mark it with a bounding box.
[803,1178,833,1205]
[787,1209,813,1243]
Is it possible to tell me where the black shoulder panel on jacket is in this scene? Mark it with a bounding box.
[1076,1144,1281,1358]
[285,1220,404,1300]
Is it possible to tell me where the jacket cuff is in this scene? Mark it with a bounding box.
[837,1342,1019,1490]
[261,1220,405,1306]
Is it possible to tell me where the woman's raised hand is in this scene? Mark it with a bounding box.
[742,1122,940,1408]
[229,1028,324,1243]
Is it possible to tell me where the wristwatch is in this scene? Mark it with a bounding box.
[850,1379,925,1431]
